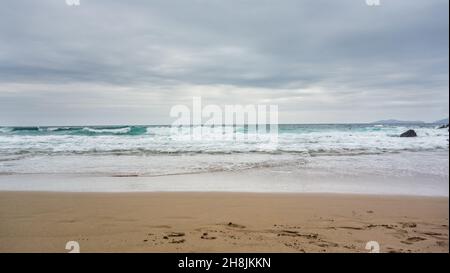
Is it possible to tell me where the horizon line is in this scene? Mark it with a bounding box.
[1,121,448,128]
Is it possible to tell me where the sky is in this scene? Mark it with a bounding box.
[0,0,448,125]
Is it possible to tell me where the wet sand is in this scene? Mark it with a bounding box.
[0,191,448,253]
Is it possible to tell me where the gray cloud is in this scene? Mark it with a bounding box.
[0,0,448,125]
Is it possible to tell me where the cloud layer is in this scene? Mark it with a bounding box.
[0,0,448,125]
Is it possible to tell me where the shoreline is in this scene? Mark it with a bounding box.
[1,149,448,196]
[0,189,448,198]
[0,191,448,253]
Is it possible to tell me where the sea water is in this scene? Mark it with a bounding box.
[0,124,448,195]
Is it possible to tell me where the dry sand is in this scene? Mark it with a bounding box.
[0,192,448,253]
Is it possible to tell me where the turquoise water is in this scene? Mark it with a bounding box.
[0,124,448,194]
[0,123,443,136]
[0,124,447,157]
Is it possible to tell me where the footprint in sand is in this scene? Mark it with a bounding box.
[338,226,364,230]
[169,239,186,244]
[315,240,339,248]
[166,232,185,237]
[420,232,447,240]
[162,232,185,241]
[226,222,246,229]
[277,230,300,237]
[401,237,426,245]
[422,231,444,236]
[400,222,417,228]
[277,230,319,239]
[367,224,396,230]
[200,232,217,240]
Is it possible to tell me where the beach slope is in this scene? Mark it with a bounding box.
[0,192,448,253]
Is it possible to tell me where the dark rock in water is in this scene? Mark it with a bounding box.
[400,129,417,137]
[437,124,449,129]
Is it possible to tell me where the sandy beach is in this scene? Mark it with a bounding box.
[0,191,448,253]
[0,0,448,261]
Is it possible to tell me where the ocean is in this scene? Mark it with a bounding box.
[0,124,448,195]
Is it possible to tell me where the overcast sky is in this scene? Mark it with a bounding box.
[0,0,448,125]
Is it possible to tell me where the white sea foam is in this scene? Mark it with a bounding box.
[0,151,447,196]
[0,125,447,156]
[81,127,132,134]
[0,124,448,196]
